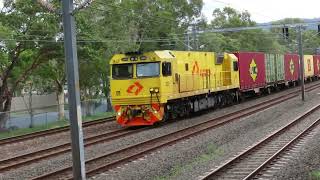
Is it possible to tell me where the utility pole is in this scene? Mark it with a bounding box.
[62,0,86,179]
[298,25,305,101]
[192,24,197,50]
[187,32,191,51]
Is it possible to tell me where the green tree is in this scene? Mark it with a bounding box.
[199,7,286,53]
[0,0,60,127]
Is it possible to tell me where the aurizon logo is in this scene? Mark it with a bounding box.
[249,59,258,81]
[127,82,143,95]
[289,59,295,75]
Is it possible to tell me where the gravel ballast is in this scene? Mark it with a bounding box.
[269,125,320,180]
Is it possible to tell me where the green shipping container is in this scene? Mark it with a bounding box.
[265,54,276,83]
[275,54,285,81]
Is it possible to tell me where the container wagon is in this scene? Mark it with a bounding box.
[313,55,320,78]
[284,54,299,85]
[275,54,285,83]
[234,52,266,93]
[304,55,314,81]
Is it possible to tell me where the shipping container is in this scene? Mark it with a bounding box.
[313,55,320,77]
[304,55,314,78]
[264,54,276,83]
[284,54,299,82]
[234,52,266,91]
[275,54,285,81]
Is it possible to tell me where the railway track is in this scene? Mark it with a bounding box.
[200,103,320,180]
[1,81,319,147]
[0,116,115,146]
[0,126,149,172]
[30,83,320,180]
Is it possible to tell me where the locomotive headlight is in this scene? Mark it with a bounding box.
[117,112,121,116]
[154,88,159,93]
[149,88,154,93]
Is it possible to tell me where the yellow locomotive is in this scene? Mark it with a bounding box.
[110,51,240,126]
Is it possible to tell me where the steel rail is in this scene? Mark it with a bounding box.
[0,116,115,146]
[200,104,320,180]
[0,126,148,172]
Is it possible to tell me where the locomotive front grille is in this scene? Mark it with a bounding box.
[112,96,161,105]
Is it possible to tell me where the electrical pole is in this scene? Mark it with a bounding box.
[62,0,86,179]
[192,24,197,50]
[298,25,305,101]
[187,30,191,51]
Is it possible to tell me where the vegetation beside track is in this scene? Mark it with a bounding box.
[310,170,320,179]
[155,144,224,180]
[0,111,114,140]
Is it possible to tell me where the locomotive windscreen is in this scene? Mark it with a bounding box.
[137,62,160,77]
[112,64,133,79]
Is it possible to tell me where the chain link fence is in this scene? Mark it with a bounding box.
[0,98,114,139]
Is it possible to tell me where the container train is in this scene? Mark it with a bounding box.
[110,51,320,126]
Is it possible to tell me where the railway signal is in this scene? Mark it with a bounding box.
[282,26,289,39]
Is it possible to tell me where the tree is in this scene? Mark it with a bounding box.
[199,7,286,53]
[0,0,60,127]
[36,54,67,120]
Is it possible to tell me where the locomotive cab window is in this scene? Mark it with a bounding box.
[233,61,239,71]
[162,62,172,76]
[112,64,133,79]
[137,62,160,77]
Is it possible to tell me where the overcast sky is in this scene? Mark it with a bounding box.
[0,0,319,23]
[203,0,320,23]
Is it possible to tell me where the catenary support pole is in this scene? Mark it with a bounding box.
[187,31,190,51]
[192,24,197,50]
[62,0,86,179]
[298,25,305,101]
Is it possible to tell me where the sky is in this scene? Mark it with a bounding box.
[202,0,320,23]
[0,0,319,23]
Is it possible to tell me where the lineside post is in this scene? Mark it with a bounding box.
[298,25,305,101]
[62,0,86,179]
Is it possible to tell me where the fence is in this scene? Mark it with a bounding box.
[0,98,114,138]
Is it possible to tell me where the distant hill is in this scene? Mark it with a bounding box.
[258,18,320,30]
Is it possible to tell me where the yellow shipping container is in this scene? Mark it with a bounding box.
[304,55,314,78]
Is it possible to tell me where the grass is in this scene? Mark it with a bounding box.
[83,111,115,122]
[0,120,69,140]
[155,143,224,180]
[310,170,320,180]
[0,111,115,140]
